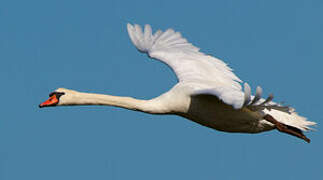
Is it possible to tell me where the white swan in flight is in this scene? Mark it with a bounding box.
[39,23,316,143]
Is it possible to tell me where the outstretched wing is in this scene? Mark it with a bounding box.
[127,24,273,109]
[127,23,316,131]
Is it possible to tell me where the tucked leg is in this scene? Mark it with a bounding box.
[263,114,310,143]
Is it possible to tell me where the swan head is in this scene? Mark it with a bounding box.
[39,88,79,108]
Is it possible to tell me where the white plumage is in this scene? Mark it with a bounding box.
[40,23,316,142]
[127,23,315,131]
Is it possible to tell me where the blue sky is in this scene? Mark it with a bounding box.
[1,0,323,179]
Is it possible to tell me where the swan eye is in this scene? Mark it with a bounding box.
[49,92,65,98]
[55,92,65,98]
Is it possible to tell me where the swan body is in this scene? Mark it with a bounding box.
[40,23,316,142]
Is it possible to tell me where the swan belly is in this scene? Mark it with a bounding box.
[182,94,274,133]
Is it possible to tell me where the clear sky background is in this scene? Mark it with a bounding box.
[1,0,323,179]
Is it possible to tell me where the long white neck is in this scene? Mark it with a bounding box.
[59,90,170,114]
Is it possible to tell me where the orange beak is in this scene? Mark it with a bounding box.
[39,94,59,108]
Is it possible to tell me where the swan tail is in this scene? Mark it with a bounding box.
[263,108,316,132]
[242,83,316,131]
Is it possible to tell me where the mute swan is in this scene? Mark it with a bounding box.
[39,23,316,143]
